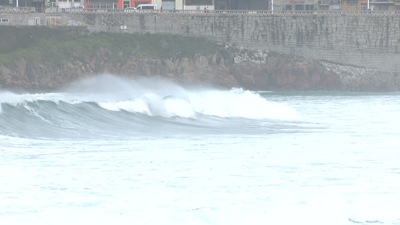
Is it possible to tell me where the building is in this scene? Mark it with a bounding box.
[1,0,42,7]
[369,0,398,11]
[214,0,269,10]
[160,0,178,9]
[340,0,369,11]
[0,0,13,6]
[272,0,317,10]
[56,0,84,8]
[117,0,149,8]
[8,0,400,10]
[317,0,341,10]
[119,0,214,10]
[183,0,214,10]
[318,0,398,11]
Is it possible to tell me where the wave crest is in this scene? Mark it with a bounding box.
[0,75,299,120]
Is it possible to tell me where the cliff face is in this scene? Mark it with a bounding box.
[321,62,400,92]
[0,47,344,92]
[2,27,399,92]
[229,58,341,91]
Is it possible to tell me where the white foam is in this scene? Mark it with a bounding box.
[0,91,82,106]
[94,88,299,119]
[0,75,299,120]
[164,97,196,118]
[188,88,299,120]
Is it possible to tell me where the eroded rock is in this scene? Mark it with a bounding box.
[1,47,397,92]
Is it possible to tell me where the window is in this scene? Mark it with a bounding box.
[88,2,114,9]
[186,0,213,5]
[380,5,389,10]
[319,5,329,10]
[305,5,314,10]
[123,1,130,8]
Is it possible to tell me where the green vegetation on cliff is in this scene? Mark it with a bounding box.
[0,26,220,68]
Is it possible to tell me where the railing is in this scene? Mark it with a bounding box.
[0,7,36,13]
[58,8,400,16]
[2,7,400,16]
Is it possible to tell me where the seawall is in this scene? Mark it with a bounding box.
[1,12,400,71]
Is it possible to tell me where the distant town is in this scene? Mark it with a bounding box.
[0,0,398,13]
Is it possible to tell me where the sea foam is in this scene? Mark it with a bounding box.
[0,75,299,120]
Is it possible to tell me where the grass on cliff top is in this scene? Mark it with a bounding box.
[0,26,220,68]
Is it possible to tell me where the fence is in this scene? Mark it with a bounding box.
[3,6,400,17]
[60,9,400,16]
[0,7,36,13]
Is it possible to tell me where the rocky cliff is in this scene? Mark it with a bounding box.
[0,45,347,92]
[3,45,400,92]
[1,26,400,92]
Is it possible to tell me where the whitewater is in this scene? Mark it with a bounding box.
[0,75,399,225]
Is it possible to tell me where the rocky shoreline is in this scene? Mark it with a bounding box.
[1,45,399,92]
[320,62,400,92]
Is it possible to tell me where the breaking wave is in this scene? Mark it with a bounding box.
[0,75,300,139]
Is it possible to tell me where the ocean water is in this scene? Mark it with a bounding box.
[0,75,399,225]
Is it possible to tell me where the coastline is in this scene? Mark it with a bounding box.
[1,27,399,92]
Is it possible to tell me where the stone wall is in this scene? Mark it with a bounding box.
[1,12,400,71]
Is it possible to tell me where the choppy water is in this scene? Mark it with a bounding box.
[1,75,399,225]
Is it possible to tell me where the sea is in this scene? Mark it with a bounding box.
[0,75,399,225]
